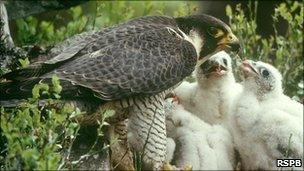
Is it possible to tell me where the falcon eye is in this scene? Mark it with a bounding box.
[207,27,224,38]
[261,68,270,77]
[223,58,228,66]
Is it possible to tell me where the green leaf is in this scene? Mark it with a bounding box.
[226,5,233,17]
[18,58,30,68]
[32,83,49,99]
[51,75,62,95]
[103,109,116,119]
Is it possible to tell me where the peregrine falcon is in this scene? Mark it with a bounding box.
[0,15,239,169]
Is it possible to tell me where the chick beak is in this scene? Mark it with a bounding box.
[241,60,259,77]
[200,60,228,77]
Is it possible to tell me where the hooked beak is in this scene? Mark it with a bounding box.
[217,32,240,53]
[241,60,259,77]
[197,31,240,67]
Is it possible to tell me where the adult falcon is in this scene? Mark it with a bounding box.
[0,15,239,169]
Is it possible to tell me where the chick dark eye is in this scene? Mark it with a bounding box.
[261,69,269,77]
[223,58,228,66]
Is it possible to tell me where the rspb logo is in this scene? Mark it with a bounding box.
[277,159,302,168]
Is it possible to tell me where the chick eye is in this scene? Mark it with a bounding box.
[261,68,270,77]
[207,27,224,38]
[223,58,228,66]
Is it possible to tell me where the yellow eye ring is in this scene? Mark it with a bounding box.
[208,27,224,38]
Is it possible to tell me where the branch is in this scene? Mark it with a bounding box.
[0,1,16,69]
[0,1,13,48]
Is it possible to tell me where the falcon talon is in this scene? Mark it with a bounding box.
[183,164,193,171]
[172,95,180,104]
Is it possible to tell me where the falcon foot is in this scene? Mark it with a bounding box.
[162,162,193,171]
[165,92,180,104]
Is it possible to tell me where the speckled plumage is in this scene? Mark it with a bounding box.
[2,16,196,101]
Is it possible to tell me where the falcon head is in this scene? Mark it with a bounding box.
[196,51,232,80]
[176,14,240,60]
[241,60,283,96]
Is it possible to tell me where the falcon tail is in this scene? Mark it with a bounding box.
[0,77,105,108]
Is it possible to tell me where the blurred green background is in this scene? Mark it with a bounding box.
[1,1,303,170]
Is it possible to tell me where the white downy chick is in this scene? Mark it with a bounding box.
[165,98,235,170]
[230,60,303,170]
[175,51,242,125]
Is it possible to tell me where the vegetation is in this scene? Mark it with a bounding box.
[13,1,198,46]
[226,1,303,100]
[0,1,302,170]
[1,76,81,170]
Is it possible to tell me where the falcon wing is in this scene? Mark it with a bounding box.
[45,16,177,65]
[2,16,177,81]
[41,27,197,101]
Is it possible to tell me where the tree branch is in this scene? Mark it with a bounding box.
[0,1,13,48]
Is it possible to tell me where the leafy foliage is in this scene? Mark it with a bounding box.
[0,76,81,170]
[226,1,303,100]
[0,75,117,170]
[91,1,198,29]
[14,8,88,46]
